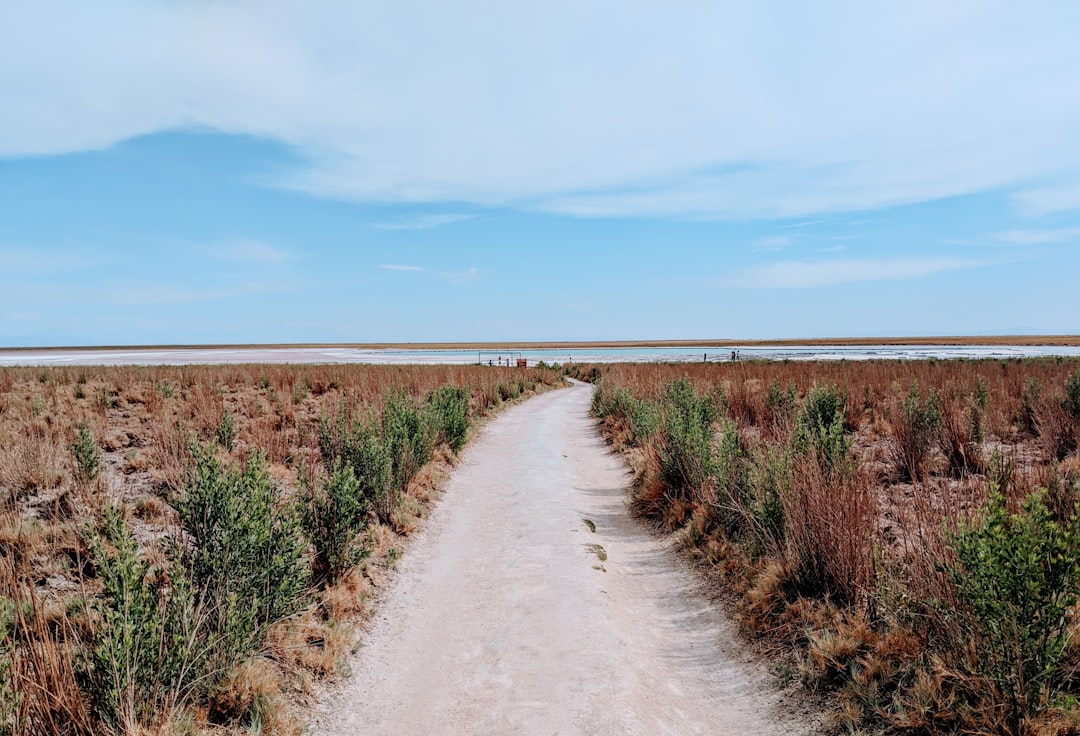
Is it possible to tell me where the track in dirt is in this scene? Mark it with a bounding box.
[311,380,823,735]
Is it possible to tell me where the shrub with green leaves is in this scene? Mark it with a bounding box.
[946,486,1080,730]
[749,447,790,554]
[175,447,308,677]
[656,378,716,498]
[793,386,851,476]
[0,597,16,734]
[382,391,434,500]
[1063,365,1080,422]
[765,381,798,429]
[71,422,100,487]
[713,418,751,539]
[890,382,942,481]
[216,408,236,451]
[82,504,195,729]
[425,385,470,452]
[300,465,370,584]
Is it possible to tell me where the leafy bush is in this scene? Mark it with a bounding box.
[300,465,370,584]
[216,409,236,451]
[712,418,751,539]
[1063,365,1080,422]
[749,447,790,554]
[890,383,942,481]
[656,378,716,499]
[591,383,659,445]
[82,504,195,729]
[765,380,798,430]
[793,386,851,476]
[946,487,1080,731]
[70,423,100,487]
[382,391,434,507]
[425,385,470,452]
[175,447,308,678]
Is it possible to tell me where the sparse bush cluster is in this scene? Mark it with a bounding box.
[584,357,1080,734]
[0,362,562,735]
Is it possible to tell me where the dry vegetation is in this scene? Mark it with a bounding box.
[0,363,563,736]
[577,358,1080,736]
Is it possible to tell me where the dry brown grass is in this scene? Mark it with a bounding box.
[0,363,562,735]
[580,357,1080,735]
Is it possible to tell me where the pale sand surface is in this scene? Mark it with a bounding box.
[310,381,825,735]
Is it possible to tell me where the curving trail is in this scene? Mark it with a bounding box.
[311,379,823,735]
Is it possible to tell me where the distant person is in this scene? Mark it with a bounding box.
[731,351,736,361]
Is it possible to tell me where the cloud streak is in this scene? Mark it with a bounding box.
[730,257,985,289]
[371,214,476,230]
[378,264,479,283]
[3,4,1080,218]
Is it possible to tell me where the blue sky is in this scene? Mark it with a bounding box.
[2,2,1079,346]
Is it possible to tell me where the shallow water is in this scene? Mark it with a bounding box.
[1,344,1079,366]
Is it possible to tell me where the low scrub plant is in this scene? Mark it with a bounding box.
[945,486,1080,731]
[82,504,192,730]
[300,465,371,584]
[216,408,236,451]
[1063,364,1080,422]
[70,422,100,488]
[712,418,751,540]
[656,378,716,499]
[748,447,790,555]
[891,383,942,481]
[792,385,851,477]
[425,385,470,452]
[175,447,308,681]
[782,458,875,608]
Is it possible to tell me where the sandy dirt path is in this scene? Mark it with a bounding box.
[311,380,824,735]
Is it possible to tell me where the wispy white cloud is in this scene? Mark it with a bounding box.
[208,239,295,265]
[730,257,984,289]
[992,227,1080,244]
[371,214,476,230]
[377,263,478,282]
[3,4,1080,218]
[444,266,479,283]
[754,236,793,251]
[1010,185,1080,217]
[0,247,102,273]
[106,281,299,305]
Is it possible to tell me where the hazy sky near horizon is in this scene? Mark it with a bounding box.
[2,2,1080,346]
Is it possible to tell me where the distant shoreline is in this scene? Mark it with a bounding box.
[3,335,1080,352]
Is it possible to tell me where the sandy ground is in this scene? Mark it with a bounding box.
[309,380,826,736]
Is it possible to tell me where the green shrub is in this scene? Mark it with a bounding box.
[1063,365,1080,421]
[793,386,851,476]
[425,385,470,451]
[765,381,798,429]
[890,383,942,481]
[713,418,750,539]
[656,378,716,499]
[71,422,101,486]
[382,391,433,494]
[300,465,371,584]
[946,486,1080,730]
[749,447,790,553]
[175,448,308,678]
[82,504,196,729]
[0,597,15,734]
[216,409,236,451]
